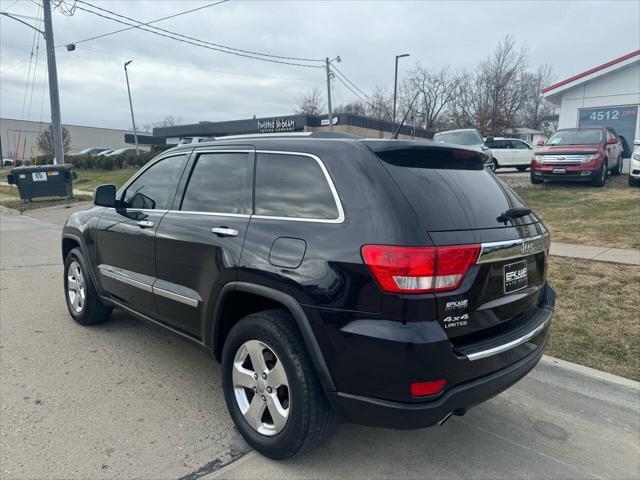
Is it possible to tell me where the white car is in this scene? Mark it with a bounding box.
[485,138,534,171]
[630,140,640,187]
[432,129,495,170]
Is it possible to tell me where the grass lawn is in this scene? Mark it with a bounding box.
[514,184,640,249]
[547,256,640,380]
[1,167,139,193]
[0,185,92,211]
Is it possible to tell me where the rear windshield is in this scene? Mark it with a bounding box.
[547,129,602,145]
[377,149,531,231]
[433,130,483,146]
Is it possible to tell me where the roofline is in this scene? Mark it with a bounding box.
[542,49,640,95]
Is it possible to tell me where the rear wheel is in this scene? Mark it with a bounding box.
[592,160,607,187]
[64,248,112,325]
[222,309,336,459]
[611,155,623,176]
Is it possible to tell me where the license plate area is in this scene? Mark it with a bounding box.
[553,167,566,174]
[504,259,528,294]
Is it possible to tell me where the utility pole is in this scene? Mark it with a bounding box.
[325,57,333,131]
[124,60,140,155]
[42,0,64,164]
[392,53,410,127]
[324,56,341,132]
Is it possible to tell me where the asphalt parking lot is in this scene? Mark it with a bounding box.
[1,204,639,480]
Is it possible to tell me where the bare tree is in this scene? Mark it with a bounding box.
[366,86,393,121]
[451,35,529,136]
[36,125,71,156]
[402,66,460,129]
[143,115,183,133]
[334,100,367,116]
[520,64,557,131]
[296,87,325,115]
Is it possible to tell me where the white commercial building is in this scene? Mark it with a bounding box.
[0,117,149,161]
[542,49,640,153]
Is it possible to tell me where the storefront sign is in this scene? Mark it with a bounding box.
[257,117,296,133]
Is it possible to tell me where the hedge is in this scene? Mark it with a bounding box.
[34,148,167,170]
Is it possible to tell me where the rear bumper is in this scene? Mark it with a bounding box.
[323,284,555,429]
[329,335,547,429]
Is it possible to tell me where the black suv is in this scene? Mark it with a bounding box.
[62,134,555,459]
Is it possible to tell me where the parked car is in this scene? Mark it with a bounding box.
[106,148,138,157]
[432,128,495,170]
[62,133,554,459]
[96,149,114,157]
[629,140,640,187]
[73,148,110,157]
[484,138,533,171]
[531,127,624,186]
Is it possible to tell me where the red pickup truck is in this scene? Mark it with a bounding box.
[531,127,624,187]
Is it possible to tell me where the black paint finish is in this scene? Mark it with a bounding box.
[62,136,555,428]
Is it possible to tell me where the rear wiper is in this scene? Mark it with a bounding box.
[497,208,532,224]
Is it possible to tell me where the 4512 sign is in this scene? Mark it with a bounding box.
[578,105,638,146]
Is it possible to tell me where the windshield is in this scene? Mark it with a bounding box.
[547,129,602,146]
[433,131,483,146]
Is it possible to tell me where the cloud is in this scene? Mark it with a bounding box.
[1,0,638,129]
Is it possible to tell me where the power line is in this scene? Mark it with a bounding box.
[72,44,317,83]
[332,65,372,102]
[60,0,228,47]
[71,3,323,69]
[333,73,370,106]
[73,0,324,65]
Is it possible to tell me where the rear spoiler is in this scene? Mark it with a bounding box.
[363,141,489,170]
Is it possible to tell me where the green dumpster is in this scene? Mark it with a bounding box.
[7,164,77,201]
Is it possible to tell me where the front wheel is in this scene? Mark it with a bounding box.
[64,248,112,325]
[629,175,640,187]
[222,310,336,459]
[592,160,607,187]
[530,171,542,184]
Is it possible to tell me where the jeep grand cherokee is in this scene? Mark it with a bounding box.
[61,133,555,459]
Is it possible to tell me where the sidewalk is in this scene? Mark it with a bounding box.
[550,241,640,266]
[0,181,92,197]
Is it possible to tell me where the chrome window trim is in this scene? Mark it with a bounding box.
[152,286,199,308]
[477,233,549,264]
[98,265,153,292]
[167,210,251,218]
[253,150,345,224]
[464,312,552,361]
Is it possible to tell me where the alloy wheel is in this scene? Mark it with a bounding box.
[232,340,290,436]
[67,261,86,313]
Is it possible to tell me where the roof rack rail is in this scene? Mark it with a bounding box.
[210,131,362,141]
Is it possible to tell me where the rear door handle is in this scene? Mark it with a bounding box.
[211,227,239,237]
[137,220,154,228]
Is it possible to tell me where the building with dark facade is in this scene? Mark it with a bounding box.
[153,113,433,144]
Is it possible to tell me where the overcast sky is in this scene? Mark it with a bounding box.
[1,0,639,131]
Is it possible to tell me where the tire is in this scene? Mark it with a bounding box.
[64,248,112,325]
[530,171,542,184]
[516,166,528,172]
[630,175,640,187]
[592,160,607,187]
[222,309,336,459]
[490,159,499,172]
[611,155,623,176]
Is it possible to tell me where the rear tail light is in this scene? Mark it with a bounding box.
[361,244,480,294]
[411,379,447,397]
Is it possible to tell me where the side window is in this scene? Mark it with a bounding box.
[510,140,529,149]
[492,140,508,149]
[255,153,339,220]
[180,152,252,214]
[123,154,187,210]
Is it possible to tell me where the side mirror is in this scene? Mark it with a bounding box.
[606,137,618,145]
[536,139,545,146]
[94,184,116,208]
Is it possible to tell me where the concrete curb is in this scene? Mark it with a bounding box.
[540,355,639,389]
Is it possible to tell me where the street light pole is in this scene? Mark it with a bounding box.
[392,53,410,127]
[124,60,139,155]
[42,0,64,164]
